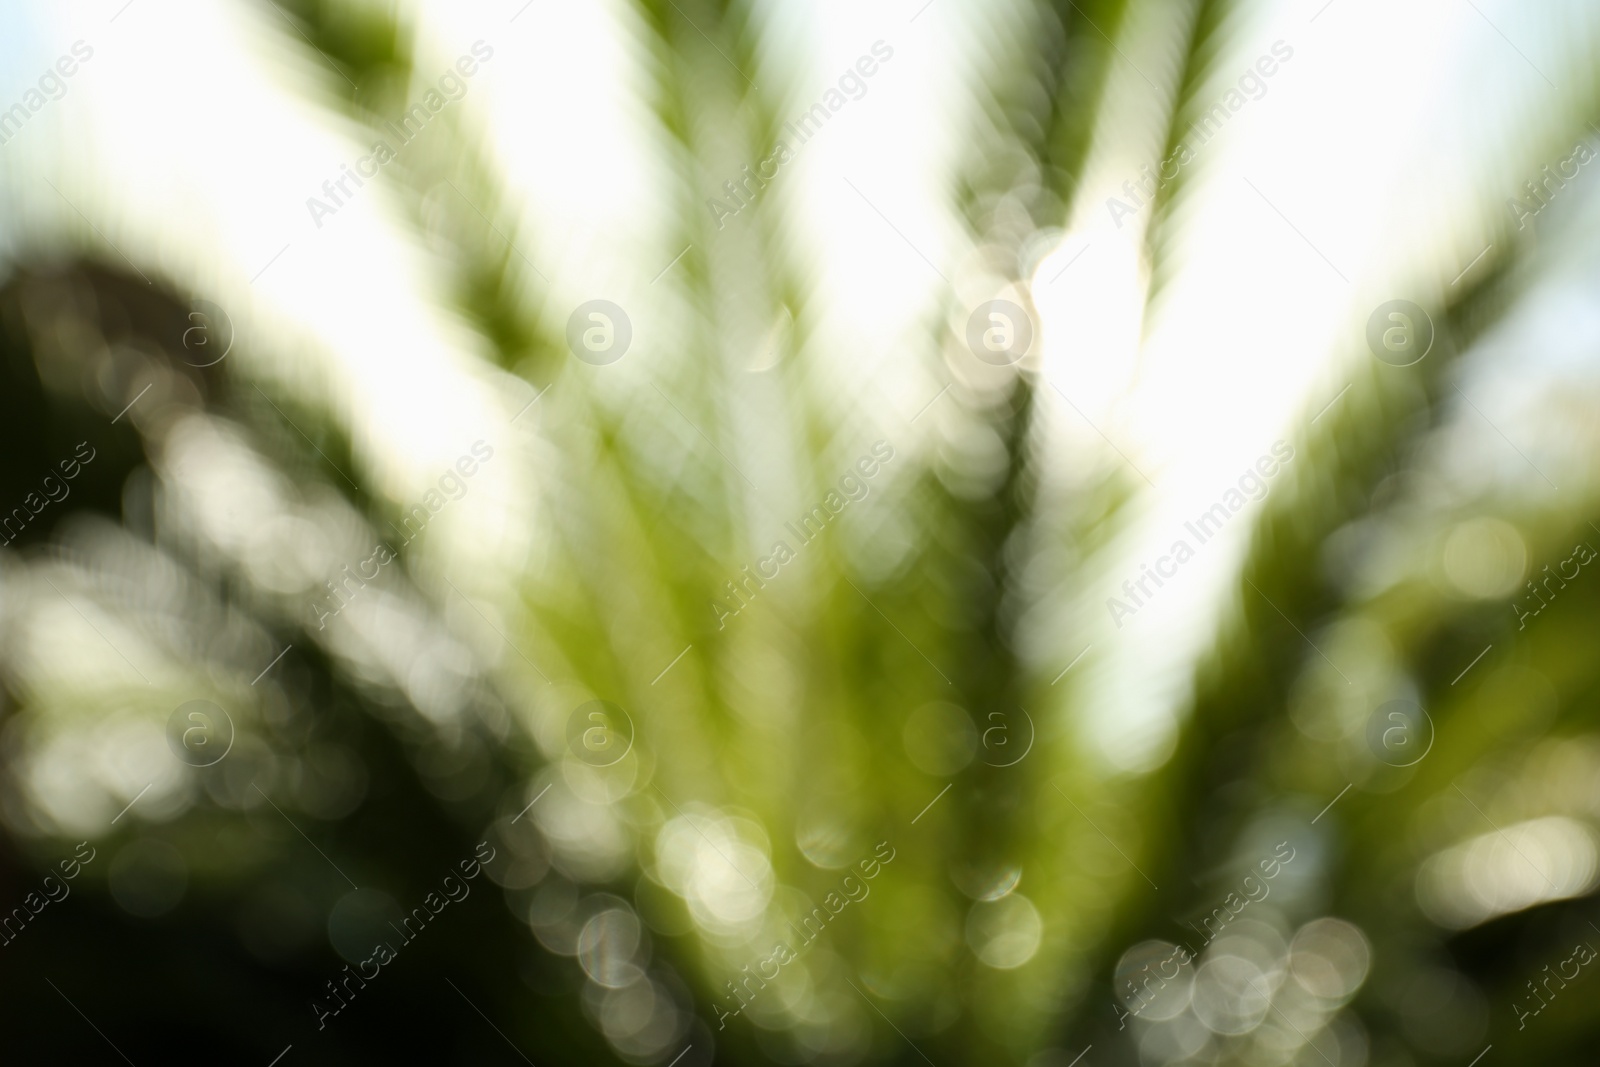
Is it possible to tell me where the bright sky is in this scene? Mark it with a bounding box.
[1028,0,1596,774]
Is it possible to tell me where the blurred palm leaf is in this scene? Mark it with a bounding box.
[2,1,1600,1066]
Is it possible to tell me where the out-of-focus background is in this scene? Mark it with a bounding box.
[2,0,1599,1063]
